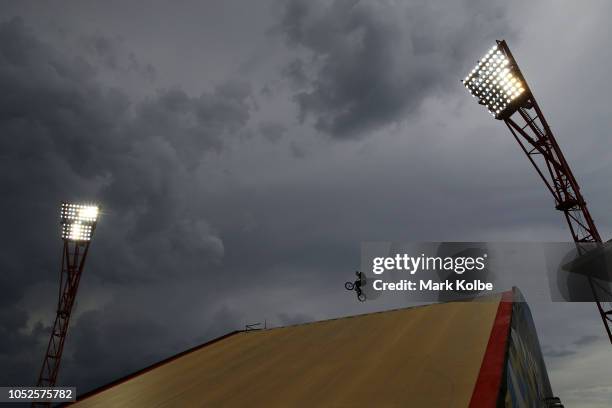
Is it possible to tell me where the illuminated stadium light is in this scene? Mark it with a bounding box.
[60,203,99,241]
[38,203,102,388]
[461,42,529,119]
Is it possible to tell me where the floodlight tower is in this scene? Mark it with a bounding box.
[35,203,100,393]
[461,40,612,343]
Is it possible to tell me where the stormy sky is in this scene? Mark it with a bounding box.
[1,0,611,406]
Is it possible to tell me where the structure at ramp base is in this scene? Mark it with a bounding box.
[69,288,553,407]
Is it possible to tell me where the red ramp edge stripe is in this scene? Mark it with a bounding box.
[468,289,514,408]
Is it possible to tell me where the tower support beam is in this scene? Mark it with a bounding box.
[462,40,612,344]
[500,85,612,342]
[33,202,99,407]
[36,241,90,391]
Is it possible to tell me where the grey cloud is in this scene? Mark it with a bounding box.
[78,34,156,81]
[279,0,513,138]
[0,17,125,177]
[1,2,611,405]
[289,140,306,158]
[573,335,599,347]
[58,304,244,392]
[277,312,315,326]
[542,334,602,358]
[542,346,575,358]
[281,58,309,88]
[133,82,251,167]
[62,310,170,388]
[0,307,45,387]
[0,16,252,390]
[258,120,287,142]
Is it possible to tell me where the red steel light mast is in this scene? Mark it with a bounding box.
[34,203,100,403]
[461,40,612,343]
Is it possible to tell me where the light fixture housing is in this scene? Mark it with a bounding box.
[60,203,99,241]
[461,41,530,119]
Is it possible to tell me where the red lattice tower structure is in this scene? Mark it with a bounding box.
[462,40,612,343]
[34,203,100,406]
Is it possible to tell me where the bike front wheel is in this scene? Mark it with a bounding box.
[345,281,355,290]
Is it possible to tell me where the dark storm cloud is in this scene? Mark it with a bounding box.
[0,307,46,387]
[277,312,315,326]
[130,81,251,168]
[59,305,242,390]
[1,2,611,405]
[281,58,309,88]
[0,16,252,389]
[258,120,287,142]
[62,310,171,386]
[279,0,512,138]
[78,34,156,80]
[0,15,250,273]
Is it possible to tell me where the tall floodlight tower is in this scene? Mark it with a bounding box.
[461,40,612,343]
[35,203,100,391]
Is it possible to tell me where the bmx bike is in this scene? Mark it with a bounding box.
[345,279,366,302]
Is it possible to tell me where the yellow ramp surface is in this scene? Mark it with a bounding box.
[73,298,501,407]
